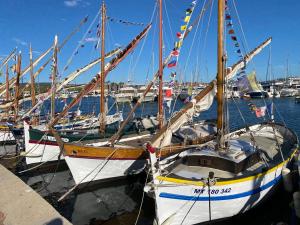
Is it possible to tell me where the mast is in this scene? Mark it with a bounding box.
[51,36,58,119]
[100,1,106,134]
[217,0,225,149]
[158,0,164,129]
[29,44,37,125]
[14,52,21,121]
[5,64,9,102]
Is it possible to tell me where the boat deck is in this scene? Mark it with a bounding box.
[166,123,296,181]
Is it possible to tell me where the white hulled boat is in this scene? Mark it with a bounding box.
[144,1,298,225]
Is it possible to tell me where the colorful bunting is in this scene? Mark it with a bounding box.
[180,25,187,31]
[226,22,233,27]
[167,60,177,68]
[171,49,180,56]
[184,16,191,23]
[225,14,231,20]
[231,36,237,41]
[106,16,144,26]
[176,32,183,38]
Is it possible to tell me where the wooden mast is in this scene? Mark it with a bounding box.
[158,0,164,129]
[29,44,37,125]
[14,52,21,121]
[100,1,106,134]
[51,36,58,119]
[5,64,9,102]
[216,0,225,149]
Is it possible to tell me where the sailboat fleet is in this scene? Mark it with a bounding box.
[0,0,299,224]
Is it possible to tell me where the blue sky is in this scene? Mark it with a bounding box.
[0,0,300,85]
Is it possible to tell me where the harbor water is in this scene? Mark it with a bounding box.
[15,97,300,225]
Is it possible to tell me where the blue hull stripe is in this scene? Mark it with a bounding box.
[159,175,281,201]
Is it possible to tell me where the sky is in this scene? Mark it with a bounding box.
[1,0,300,85]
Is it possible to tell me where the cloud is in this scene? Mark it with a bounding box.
[84,37,98,42]
[64,0,79,7]
[64,0,90,8]
[12,37,28,46]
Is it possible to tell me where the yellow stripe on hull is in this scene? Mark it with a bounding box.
[156,148,298,186]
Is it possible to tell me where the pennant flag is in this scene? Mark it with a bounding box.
[225,14,231,20]
[171,49,179,56]
[180,25,187,31]
[191,1,197,6]
[175,40,183,48]
[186,8,193,14]
[176,32,183,38]
[255,106,266,118]
[167,60,177,68]
[231,36,237,41]
[184,16,191,23]
[226,22,233,27]
[235,43,240,47]
[170,72,176,78]
[236,49,241,54]
[228,29,235,34]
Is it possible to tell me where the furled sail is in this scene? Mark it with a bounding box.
[0,46,53,97]
[152,82,216,148]
[19,47,121,119]
[47,24,151,127]
[150,37,272,148]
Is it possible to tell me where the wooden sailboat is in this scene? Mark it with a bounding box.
[47,0,274,186]
[144,1,299,225]
[23,10,152,167]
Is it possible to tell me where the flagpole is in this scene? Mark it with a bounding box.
[158,0,164,129]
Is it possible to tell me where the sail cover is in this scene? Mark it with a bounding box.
[152,83,216,148]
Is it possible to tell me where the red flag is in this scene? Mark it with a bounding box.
[145,143,156,154]
[255,106,266,117]
[176,32,183,38]
[171,50,179,56]
[165,89,172,97]
[228,29,235,34]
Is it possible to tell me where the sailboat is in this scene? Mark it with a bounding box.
[23,0,176,172]
[47,0,205,185]
[144,1,299,225]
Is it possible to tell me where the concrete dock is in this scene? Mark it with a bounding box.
[0,165,72,225]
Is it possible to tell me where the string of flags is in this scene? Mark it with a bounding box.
[167,0,197,70]
[106,16,145,26]
[224,0,246,77]
[166,0,197,89]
